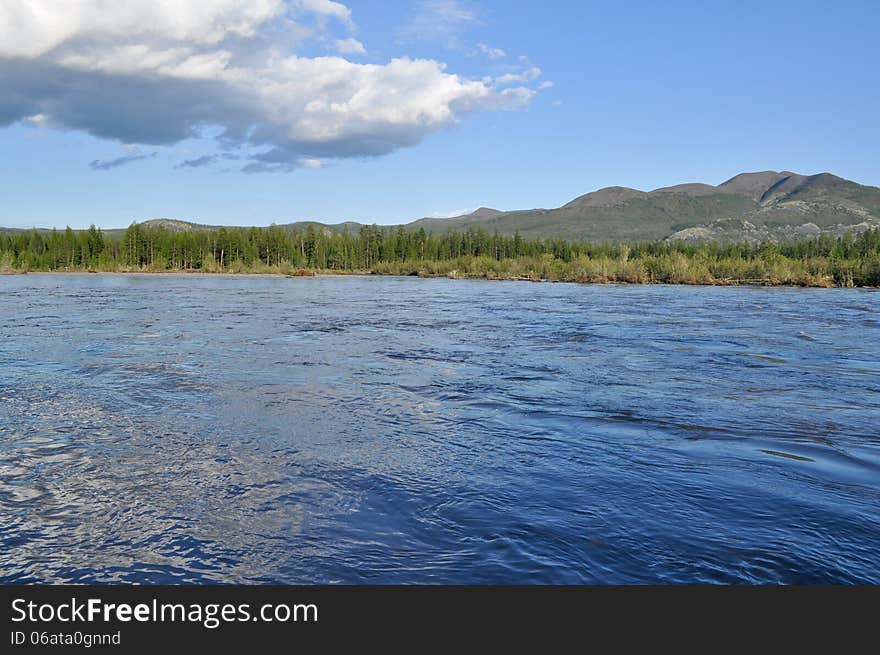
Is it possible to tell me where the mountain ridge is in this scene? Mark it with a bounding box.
[3,170,878,243]
[403,170,880,242]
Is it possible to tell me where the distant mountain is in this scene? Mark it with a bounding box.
[405,171,880,243]
[408,207,505,233]
[4,171,878,243]
[87,218,364,239]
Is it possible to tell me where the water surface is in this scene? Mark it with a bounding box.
[1,274,878,583]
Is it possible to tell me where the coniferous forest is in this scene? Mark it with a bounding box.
[2,222,880,287]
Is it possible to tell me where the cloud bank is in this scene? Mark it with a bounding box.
[0,0,539,172]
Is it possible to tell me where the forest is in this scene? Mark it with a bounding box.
[2,222,880,287]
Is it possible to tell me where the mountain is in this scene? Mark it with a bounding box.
[4,171,878,243]
[133,218,366,235]
[10,218,369,239]
[404,171,880,243]
[408,207,505,233]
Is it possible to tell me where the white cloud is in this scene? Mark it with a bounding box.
[498,87,537,106]
[24,113,49,126]
[0,0,288,58]
[418,0,478,24]
[292,0,353,26]
[0,1,538,172]
[334,38,366,55]
[477,43,506,59]
[59,46,234,79]
[495,67,542,85]
[539,80,555,89]
[399,0,479,47]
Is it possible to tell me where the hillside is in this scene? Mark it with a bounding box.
[407,171,880,242]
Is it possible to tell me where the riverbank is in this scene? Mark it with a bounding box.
[3,223,879,286]
[3,266,876,288]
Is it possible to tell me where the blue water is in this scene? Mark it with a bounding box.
[0,274,878,584]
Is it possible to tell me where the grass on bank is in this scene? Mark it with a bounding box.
[4,253,872,288]
[373,253,869,287]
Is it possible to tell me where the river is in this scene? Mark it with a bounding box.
[1,274,878,583]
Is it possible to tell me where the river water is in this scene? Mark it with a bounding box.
[1,274,878,583]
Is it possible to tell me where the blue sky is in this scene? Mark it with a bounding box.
[1,0,878,229]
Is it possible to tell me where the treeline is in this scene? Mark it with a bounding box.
[2,222,880,287]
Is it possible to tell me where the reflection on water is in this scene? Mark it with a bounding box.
[1,274,878,583]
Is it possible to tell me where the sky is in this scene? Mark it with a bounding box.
[0,0,878,229]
